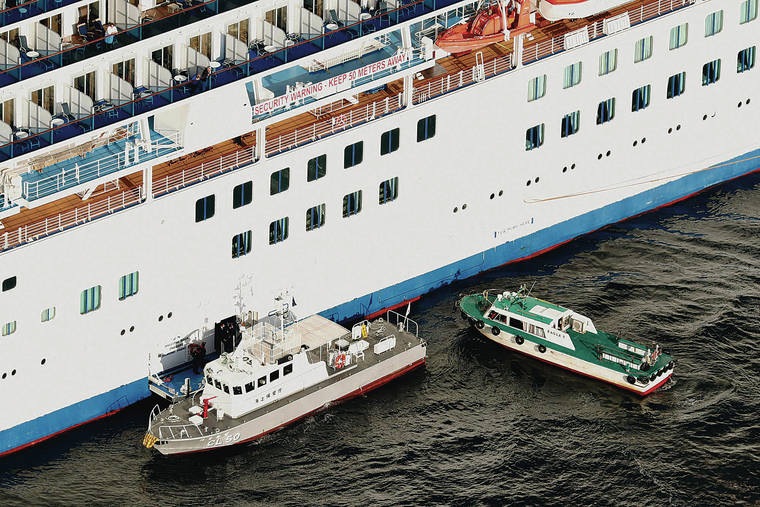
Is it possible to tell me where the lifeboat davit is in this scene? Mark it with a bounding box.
[435,5,511,54]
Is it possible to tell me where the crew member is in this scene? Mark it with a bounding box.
[190,342,206,374]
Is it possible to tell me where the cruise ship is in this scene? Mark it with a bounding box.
[0,0,757,456]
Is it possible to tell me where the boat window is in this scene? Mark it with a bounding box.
[270,370,280,382]
[497,314,507,323]
[284,364,293,376]
[488,310,497,320]
[533,326,545,339]
[222,384,230,394]
[214,380,221,389]
[509,317,524,331]
[195,195,215,222]
[206,375,213,384]
[2,276,16,292]
[233,386,242,395]
[258,376,267,387]
[245,382,254,392]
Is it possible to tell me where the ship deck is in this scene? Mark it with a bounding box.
[0,0,675,254]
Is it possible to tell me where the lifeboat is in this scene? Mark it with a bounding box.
[538,0,631,21]
[435,0,533,54]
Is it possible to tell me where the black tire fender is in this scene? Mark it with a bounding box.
[475,320,485,329]
[538,344,546,353]
[626,375,636,385]
[491,326,500,336]
[515,336,524,345]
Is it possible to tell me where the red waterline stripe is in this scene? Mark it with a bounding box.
[0,407,125,458]
[167,357,426,455]
[490,337,672,396]
[365,296,421,320]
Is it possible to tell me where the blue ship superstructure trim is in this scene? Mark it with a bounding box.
[1,145,758,456]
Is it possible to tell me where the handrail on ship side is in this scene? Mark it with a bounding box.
[0,0,440,162]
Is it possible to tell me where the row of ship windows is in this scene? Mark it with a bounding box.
[208,363,293,396]
[0,271,139,336]
[525,47,756,150]
[527,4,758,102]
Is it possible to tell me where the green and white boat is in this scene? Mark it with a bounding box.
[458,286,675,395]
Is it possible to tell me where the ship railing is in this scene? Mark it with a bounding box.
[157,423,206,441]
[265,93,404,157]
[23,131,182,202]
[152,144,256,197]
[0,185,143,253]
[411,52,513,104]
[148,404,161,431]
[522,0,695,65]
[385,309,418,337]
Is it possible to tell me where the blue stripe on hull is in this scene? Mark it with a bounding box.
[2,147,758,456]
[320,146,760,322]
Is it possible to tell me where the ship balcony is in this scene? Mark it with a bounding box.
[19,125,182,202]
[0,0,455,163]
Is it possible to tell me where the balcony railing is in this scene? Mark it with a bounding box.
[0,185,143,253]
[0,0,459,163]
[522,0,694,64]
[265,93,404,157]
[0,0,82,28]
[152,144,256,197]
[412,52,513,103]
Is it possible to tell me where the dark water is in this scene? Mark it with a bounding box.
[3,174,760,506]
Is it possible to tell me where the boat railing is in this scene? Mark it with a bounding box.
[385,309,418,337]
[265,92,404,157]
[152,144,256,198]
[521,0,695,65]
[157,422,206,441]
[0,185,143,253]
[412,52,513,104]
[23,130,182,202]
[147,404,161,431]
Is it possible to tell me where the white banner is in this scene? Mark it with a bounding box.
[253,51,410,116]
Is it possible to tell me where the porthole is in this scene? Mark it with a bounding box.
[668,127,673,134]
[597,154,602,160]
[120,329,125,336]
[606,150,611,157]
[498,190,503,196]
[2,373,6,379]
[168,312,173,318]
[676,124,681,131]
[562,166,567,173]
[129,325,135,333]
[633,140,638,147]
[158,315,164,322]
[11,369,16,376]
[490,193,495,200]
[534,177,539,183]
[746,98,751,105]
[571,163,576,169]
[738,101,742,108]
[526,180,531,186]
[702,114,707,121]
[462,203,467,210]
[41,358,46,365]
[453,207,458,213]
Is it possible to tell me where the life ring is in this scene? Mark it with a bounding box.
[515,336,524,345]
[475,321,485,329]
[538,344,546,354]
[626,375,636,385]
[491,326,500,336]
[334,354,347,369]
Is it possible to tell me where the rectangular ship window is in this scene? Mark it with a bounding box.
[118,271,139,300]
[344,141,364,168]
[233,386,242,395]
[306,204,326,231]
[596,98,616,124]
[269,217,289,245]
[737,47,756,73]
[270,370,280,382]
[740,0,758,24]
[270,168,290,195]
[563,62,582,88]
[561,111,580,138]
[307,154,326,181]
[380,128,400,155]
[631,85,651,112]
[667,72,686,98]
[245,382,254,392]
[379,177,399,204]
[417,115,436,142]
[80,285,102,314]
[2,276,16,292]
[233,181,253,209]
[509,317,524,331]
[232,231,252,258]
[1,321,16,336]
[634,36,653,63]
[195,195,215,222]
[284,364,293,375]
[704,10,723,36]
[41,307,56,322]
[525,124,544,150]
[669,23,688,50]
[702,59,721,86]
[527,75,546,101]
[599,49,617,75]
[343,191,362,218]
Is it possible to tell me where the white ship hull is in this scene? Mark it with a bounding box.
[0,0,756,454]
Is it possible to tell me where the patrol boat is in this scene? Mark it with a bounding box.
[459,286,675,395]
[143,300,426,454]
